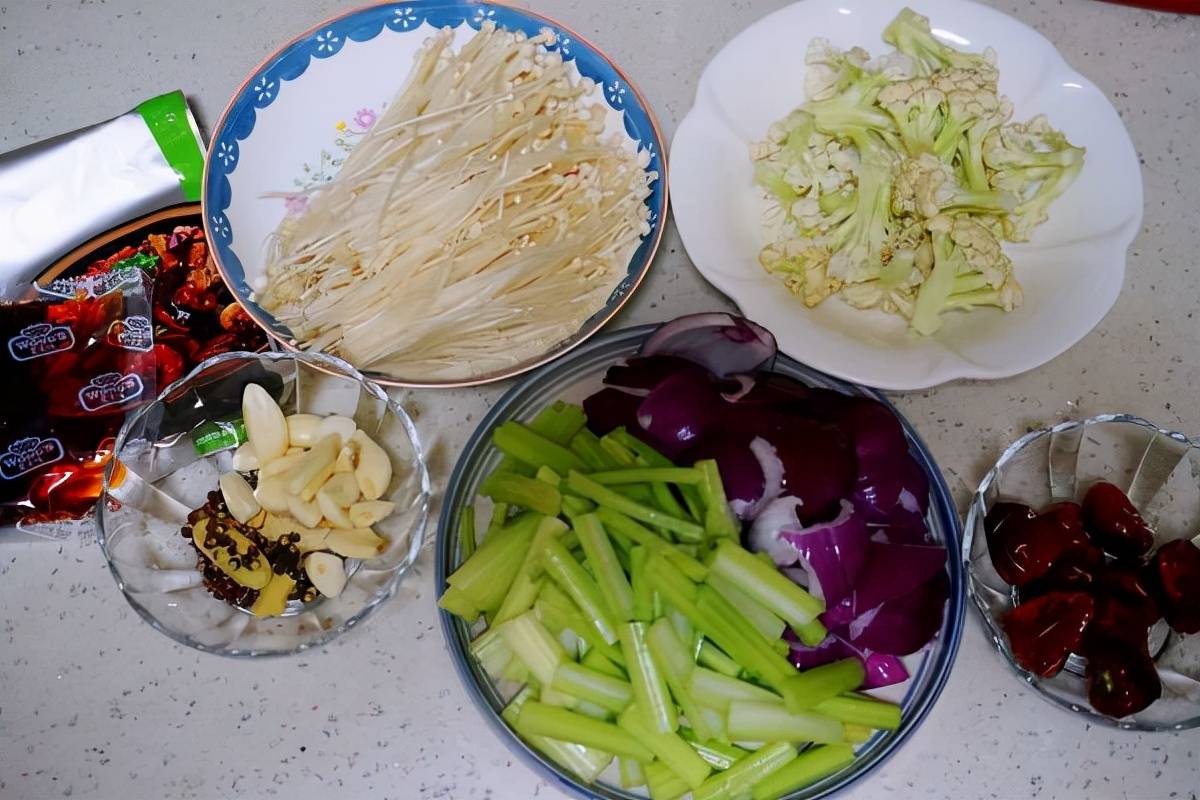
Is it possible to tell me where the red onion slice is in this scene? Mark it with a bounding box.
[640,312,777,378]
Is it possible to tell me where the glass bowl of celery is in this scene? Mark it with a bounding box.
[435,323,964,799]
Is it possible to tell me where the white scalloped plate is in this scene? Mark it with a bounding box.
[670,0,1142,391]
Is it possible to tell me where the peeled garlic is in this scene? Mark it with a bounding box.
[258,512,328,552]
[286,434,340,496]
[253,476,291,514]
[320,472,360,508]
[349,499,395,528]
[259,449,307,479]
[231,442,259,472]
[242,383,288,463]
[317,415,357,447]
[219,471,260,523]
[351,430,392,500]
[286,414,322,448]
[287,494,324,529]
[325,527,388,560]
[304,552,347,598]
[334,444,357,473]
[317,489,354,529]
[286,446,305,456]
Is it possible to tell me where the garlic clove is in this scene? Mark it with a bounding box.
[351,430,392,501]
[349,499,396,528]
[287,494,324,529]
[286,413,322,448]
[320,472,360,508]
[219,471,261,524]
[304,552,347,598]
[317,489,354,529]
[334,443,357,473]
[325,527,388,560]
[286,434,340,496]
[253,476,291,514]
[231,442,259,472]
[259,449,307,479]
[242,383,288,463]
[317,415,357,447]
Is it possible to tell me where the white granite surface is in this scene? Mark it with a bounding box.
[1,1,1198,798]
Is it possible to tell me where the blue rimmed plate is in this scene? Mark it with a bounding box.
[202,1,667,388]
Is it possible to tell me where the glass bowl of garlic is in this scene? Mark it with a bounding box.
[97,350,430,656]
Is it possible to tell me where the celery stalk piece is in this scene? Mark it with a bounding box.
[442,513,540,618]
[793,618,828,647]
[458,506,477,561]
[561,495,597,518]
[494,517,569,625]
[598,433,640,467]
[669,609,693,649]
[618,621,678,734]
[749,744,855,800]
[689,667,783,712]
[618,704,713,789]
[646,618,719,742]
[437,586,482,621]
[630,546,655,623]
[644,761,690,800]
[501,656,531,684]
[727,701,844,743]
[481,471,562,517]
[550,661,634,714]
[494,420,588,477]
[813,695,901,730]
[535,465,562,487]
[468,627,512,682]
[570,429,620,470]
[515,701,653,762]
[542,539,619,645]
[708,540,825,628]
[841,722,873,743]
[595,507,709,581]
[771,639,791,657]
[589,468,704,486]
[582,647,627,680]
[619,756,646,789]
[679,729,753,770]
[697,704,730,743]
[706,572,787,643]
[692,741,798,800]
[779,659,866,712]
[610,428,707,516]
[568,471,706,541]
[497,611,568,686]
[540,682,583,710]
[575,514,635,622]
[528,400,588,445]
[695,586,798,685]
[697,640,743,678]
[534,585,569,635]
[486,501,510,537]
[568,613,626,666]
[694,459,740,540]
[650,480,694,521]
[503,687,613,783]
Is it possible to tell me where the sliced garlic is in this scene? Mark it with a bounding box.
[320,472,360,508]
[334,443,357,473]
[258,512,329,552]
[317,489,354,529]
[317,415,357,447]
[299,460,337,502]
[219,471,261,523]
[304,552,347,598]
[286,414,322,448]
[287,494,324,529]
[349,499,396,528]
[325,527,388,560]
[285,446,305,456]
[253,476,291,514]
[231,442,259,472]
[351,430,392,500]
[242,383,288,463]
[286,434,340,496]
[259,449,307,479]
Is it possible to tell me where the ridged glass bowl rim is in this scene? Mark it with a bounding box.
[96,349,432,658]
[962,412,1200,732]
[435,323,966,799]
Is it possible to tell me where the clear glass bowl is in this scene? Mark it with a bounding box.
[964,414,1200,731]
[98,350,430,657]
[436,324,965,799]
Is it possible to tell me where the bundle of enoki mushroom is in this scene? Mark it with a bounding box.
[258,23,655,381]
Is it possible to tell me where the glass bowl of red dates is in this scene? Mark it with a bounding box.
[964,414,1200,730]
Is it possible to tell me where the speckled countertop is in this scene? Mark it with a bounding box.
[1,1,1198,798]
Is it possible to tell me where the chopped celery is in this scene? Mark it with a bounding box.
[493,517,568,625]
[589,468,704,485]
[706,572,787,643]
[570,429,619,470]
[542,539,619,645]
[697,640,742,678]
[679,730,752,771]
[598,433,639,467]
[694,459,740,540]
[726,701,844,743]
[619,757,646,789]
[630,546,655,623]
[458,506,477,561]
[437,585,482,621]
[618,621,678,734]
[696,704,730,744]
[494,420,588,477]
[689,667,782,712]
[533,585,569,634]
[469,627,512,682]
[793,618,829,647]
[693,741,798,800]
[575,514,635,622]
[497,611,566,686]
[561,494,596,518]
[527,400,588,445]
[567,612,626,666]
[535,465,561,486]
[646,618,720,743]
[749,744,855,800]
[842,723,874,744]
[486,501,510,537]
[694,585,798,686]
[550,661,634,714]
[481,472,562,517]
[441,513,539,619]
[595,508,708,581]
[568,471,706,542]
[669,609,693,649]
[644,760,690,800]
[582,647,627,680]
[813,694,901,730]
[618,704,713,789]
[610,428,707,516]
[503,687,613,783]
[708,540,824,629]
[779,659,866,712]
[651,480,694,521]
[515,701,653,762]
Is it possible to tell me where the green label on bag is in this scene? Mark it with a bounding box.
[136,90,205,201]
[191,417,247,457]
